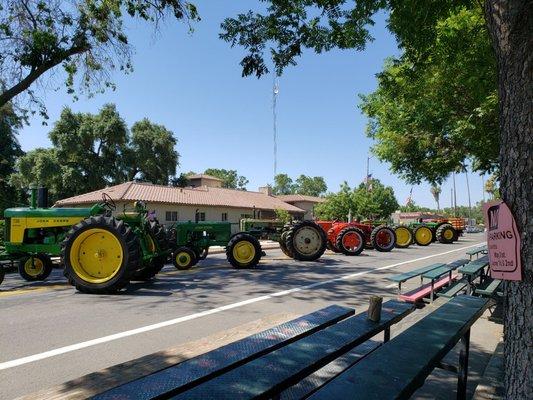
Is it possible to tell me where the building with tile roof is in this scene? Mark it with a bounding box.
[276,194,325,220]
[55,181,305,232]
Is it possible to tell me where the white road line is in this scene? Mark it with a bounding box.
[0,242,483,371]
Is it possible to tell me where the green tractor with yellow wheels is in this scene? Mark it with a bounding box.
[1,188,170,293]
[393,217,463,248]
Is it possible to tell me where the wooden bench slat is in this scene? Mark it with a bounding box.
[466,245,487,256]
[172,301,413,399]
[439,279,468,298]
[399,275,456,303]
[422,265,455,280]
[387,263,444,283]
[279,340,380,400]
[93,305,354,400]
[458,257,489,275]
[308,296,490,400]
[447,259,470,269]
[475,279,502,296]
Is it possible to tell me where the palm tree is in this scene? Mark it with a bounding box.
[430,185,441,211]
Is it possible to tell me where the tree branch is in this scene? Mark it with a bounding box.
[0,44,89,108]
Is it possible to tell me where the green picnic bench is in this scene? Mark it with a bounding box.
[458,256,490,294]
[475,278,502,297]
[308,296,490,400]
[94,301,414,400]
[390,259,469,303]
[466,245,487,260]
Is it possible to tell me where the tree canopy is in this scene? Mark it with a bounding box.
[315,179,398,220]
[272,173,327,197]
[0,105,24,212]
[10,104,179,200]
[0,0,199,117]
[204,168,249,190]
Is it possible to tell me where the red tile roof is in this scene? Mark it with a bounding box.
[276,194,326,203]
[55,182,305,213]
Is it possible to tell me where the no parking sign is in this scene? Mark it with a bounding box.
[483,200,523,281]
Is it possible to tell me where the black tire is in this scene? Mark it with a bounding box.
[413,225,433,246]
[18,254,53,281]
[370,225,396,252]
[226,233,262,269]
[131,255,166,281]
[326,242,342,253]
[394,226,413,248]
[172,247,198,270]
[279,230,294,258]
[286,221,327,261]
[62,216,141,294]
[436,223,456,244]
[335,227,365,256]
[0,267,5,285]
[149,221,171,252]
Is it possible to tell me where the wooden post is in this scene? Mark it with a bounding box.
[368,296,383,322]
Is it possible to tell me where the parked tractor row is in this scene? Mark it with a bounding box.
[0,188,466,293]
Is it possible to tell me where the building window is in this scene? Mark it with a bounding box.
[166,211,178,222]
[198,212,206,221]
[221,212,228,221]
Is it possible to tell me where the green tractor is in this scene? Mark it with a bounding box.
[166,218,327,270]
[167,221,262,270]
[1,188,170,293]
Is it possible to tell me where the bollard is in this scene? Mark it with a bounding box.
[368,295,383,322]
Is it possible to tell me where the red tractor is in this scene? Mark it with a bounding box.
[316,221,396,256]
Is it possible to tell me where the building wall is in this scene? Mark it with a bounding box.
[288,201,317,220]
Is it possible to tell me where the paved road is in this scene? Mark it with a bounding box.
[0,234,486,399]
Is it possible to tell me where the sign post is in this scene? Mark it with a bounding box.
[483,200,522,281]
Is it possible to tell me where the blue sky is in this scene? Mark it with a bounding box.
[18,1,487,209]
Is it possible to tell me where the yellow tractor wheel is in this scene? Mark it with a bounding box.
[226,233,261,269]
[18,254,53,282]
[413,226,433,246]
[62,216,140,294]
[173,247,198,270]
[394,226,413,248]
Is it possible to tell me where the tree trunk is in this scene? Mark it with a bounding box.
[484,1,532,398]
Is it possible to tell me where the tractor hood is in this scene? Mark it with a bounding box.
[4,207,94,218]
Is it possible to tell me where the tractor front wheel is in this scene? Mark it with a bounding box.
[335,227,365,256]
[226,233,262,269]
[413,226,433,246]
[173,247,198,270]
[370,225,396,252]
[286,221,327,261]
[62,216,141,294]
[18,254,53,281]
[394,226,413,248]
[436,223,456,244]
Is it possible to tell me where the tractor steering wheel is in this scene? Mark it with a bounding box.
[101,193,116,211]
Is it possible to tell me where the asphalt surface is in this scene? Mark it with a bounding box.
[0,233,486,399]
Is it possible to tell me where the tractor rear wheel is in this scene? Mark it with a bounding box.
[394,226,413,248]
[62,216,141,294]
[436,223,456,244]
[173,247,198,270]
[370,225,396,252]
[279,231,294,258]
[413,226,433,246]
[226,233,262,269]
[18,254,53,281]
[286,221,327,261]
[335,227,365,256]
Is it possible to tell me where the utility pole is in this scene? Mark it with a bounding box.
[482,174,486,202]
[465,168,472,222]
[272,76,279,178]
[452,172,457,216]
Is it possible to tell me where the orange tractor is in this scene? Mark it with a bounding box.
[316,221,396,256]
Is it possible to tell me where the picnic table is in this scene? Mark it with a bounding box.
[95,301,413,400]
[458,256,489,294]
[466,245,488,260]
[308,296,490,400]
[387,263,444,295]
